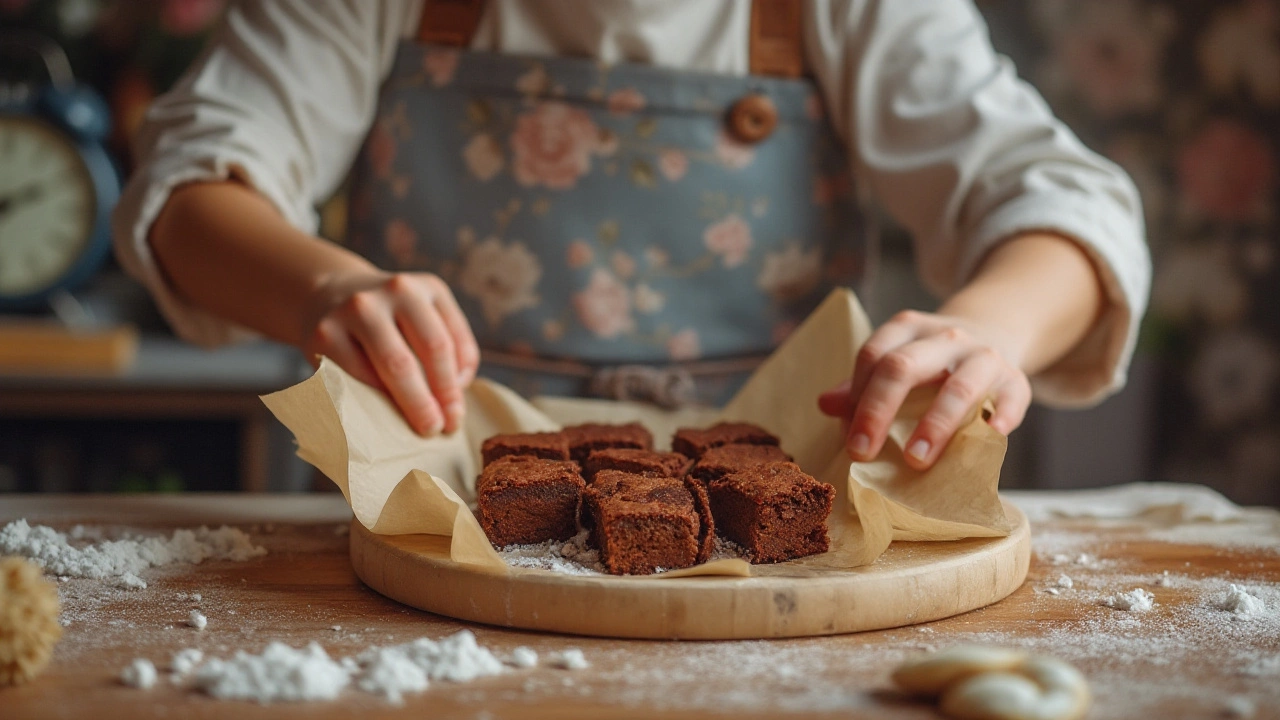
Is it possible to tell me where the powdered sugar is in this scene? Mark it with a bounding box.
[509,647,538,669]
[0,520,266,588]
[188,610,207,630]
[1102,588,1155,612]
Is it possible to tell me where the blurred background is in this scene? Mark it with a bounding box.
[0,0,1276,504]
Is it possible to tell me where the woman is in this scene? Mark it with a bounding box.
[113,0,1150,470]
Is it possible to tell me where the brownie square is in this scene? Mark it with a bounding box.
[480,432,570,466]
[585,471,703,575]
[671,422,780,459]
[476,457,585,548]
[707,462,835,564]
[583,448,690,483]
[688,444,793,485]
[562,422,653,463]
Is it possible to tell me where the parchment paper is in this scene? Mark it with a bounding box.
[262,289,1011,576]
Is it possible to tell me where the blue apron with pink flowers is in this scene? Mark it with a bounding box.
[344,10,865,407]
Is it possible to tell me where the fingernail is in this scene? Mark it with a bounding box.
[849,433,870,457]
[907,439,931,462]
[446,401,465,428]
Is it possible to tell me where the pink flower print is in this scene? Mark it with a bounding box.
[607,87,646,116]
[511,102,602,190]
[1046,0,1174,117]
[611,250,637,279]
[703,215,753,268]
[714,131,755,170]
[462,134,504,181]
[423,48,460,87]
[1198,0,1280,108]
[160,0,223,36]
[658,149,689,182]
[634,283,665,314]
[644,246,670,269]
[383,219,418,266]
[515,63,550,96]
[573,268,634,339]
[1178,118,1275,222]
[567,240,594,269]
[595,129,620,157]
[667,329,701,362]
[368,119,396,179]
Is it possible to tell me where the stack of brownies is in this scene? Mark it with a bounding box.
[476,421,836,575]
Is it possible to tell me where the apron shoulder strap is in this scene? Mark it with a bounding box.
[416,0,806,78]
[416,0,485,47]
[749,0,806,78]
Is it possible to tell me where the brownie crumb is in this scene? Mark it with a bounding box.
[688,444,793,485]
[481,432,571,466]
[583,448,690,483]
[562,423,653,463]
[707,462,834,564]
[671,422,780,459]
[477,457,584,548]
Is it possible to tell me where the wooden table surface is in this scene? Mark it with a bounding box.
[2,492,1278,720]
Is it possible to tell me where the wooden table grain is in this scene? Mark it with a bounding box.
[2,493,1278,720]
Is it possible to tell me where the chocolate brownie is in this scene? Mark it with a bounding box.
[671,422,780,459]
[480,432,570,466]
[583,448,690,483]
[707,462,834,564]
[562,422,653,463]
[476,457,585,548]
[585,471,706,574]
[688,444,793,485]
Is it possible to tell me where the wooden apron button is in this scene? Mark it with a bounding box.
[728,94,778,144]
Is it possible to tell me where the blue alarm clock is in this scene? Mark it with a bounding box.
[0,33,120,309]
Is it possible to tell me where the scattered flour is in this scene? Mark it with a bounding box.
[499,531,603,575]
[120,658,158,689]
[176,630,508,705]
[549,649,590,670]
[1056,575,1074,589]
[1102,588,1155,612]
[1215,585,1266,620]
[510,647,538,669]
[171,648,204,675]
[0,520,265,588]
[1241,656,1280,677]
[1224,695,1256,718]
[195,642,349,703]
[188,610,207,630]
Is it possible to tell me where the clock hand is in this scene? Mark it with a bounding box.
[0,185,45,217]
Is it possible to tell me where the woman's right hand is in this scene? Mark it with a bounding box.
[304,271,480,436]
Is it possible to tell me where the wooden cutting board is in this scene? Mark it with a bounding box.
[349,499,1030,640]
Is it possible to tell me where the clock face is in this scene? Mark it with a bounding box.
[0,115,96,297]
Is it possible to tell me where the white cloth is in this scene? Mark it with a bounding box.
[112,0,1151,407]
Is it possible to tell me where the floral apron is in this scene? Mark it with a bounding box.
[345,27,865,407]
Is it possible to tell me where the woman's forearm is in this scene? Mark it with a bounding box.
[149,180,384,347]
[937,233,1105,375]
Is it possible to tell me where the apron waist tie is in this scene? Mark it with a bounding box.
[481,350,768,409]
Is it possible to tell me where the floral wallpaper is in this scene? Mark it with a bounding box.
[977,0,1280,503]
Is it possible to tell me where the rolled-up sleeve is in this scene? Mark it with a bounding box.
[111,0,414,347]
[805,0,1152,407]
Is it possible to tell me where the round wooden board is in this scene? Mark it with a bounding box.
[350,500,1030,640]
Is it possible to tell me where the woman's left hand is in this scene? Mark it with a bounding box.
[817,310,1031,470]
